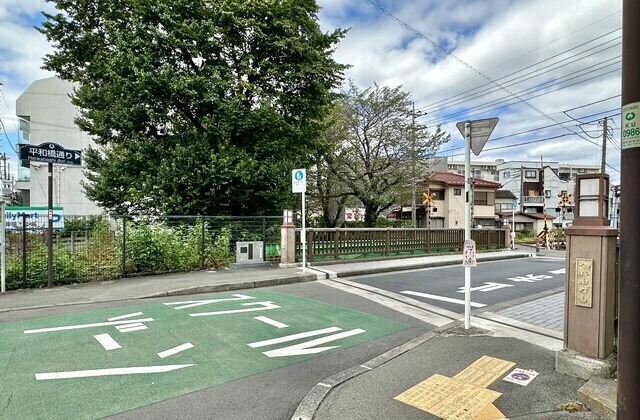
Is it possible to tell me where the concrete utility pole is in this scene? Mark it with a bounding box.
[601,117,608,174]
[411,102,417,227]
[618,1,640,416]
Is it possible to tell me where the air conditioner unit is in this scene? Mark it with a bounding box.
[235,241,264,263]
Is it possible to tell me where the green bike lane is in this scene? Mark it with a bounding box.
[0,290,410,419]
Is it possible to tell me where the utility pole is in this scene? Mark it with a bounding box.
[601,117,608,174]
[619,1,640,416]
[411,102,417,227]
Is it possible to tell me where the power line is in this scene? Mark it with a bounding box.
[364,0,611,153]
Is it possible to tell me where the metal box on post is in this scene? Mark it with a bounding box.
[235,241,264,263]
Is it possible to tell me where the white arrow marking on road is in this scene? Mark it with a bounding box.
[549,268,565,274]
[507,274,553,283]
[401,291,486,308]
[249,327,342,348]
[24,318,154,334]
[164,294,254,310]
[456,282,514,293]
[260,329,366,358]
[35,364,194,380]
[190,301,280,317]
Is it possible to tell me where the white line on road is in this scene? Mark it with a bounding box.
[94,333,122,351]
[24,318,154,334]
[35,364,194,380]
[107,312,144,321]
[400,291,486,308]
[248,327,342,348]
[549,268,565,274]
[254,316,289,328]
[117,325,148,333]
[158,343,194,359]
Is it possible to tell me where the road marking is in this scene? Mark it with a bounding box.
[248,327,342,348]
[254,316,288,328]
[116,322,148,333]
[164,294,254,310]
[158,343,194,359]
[549,268,565,274]
[507,274,553,282]
[190,301,281,317]
[401,291,486,308]
[94,334,121,351]
[107,312,144,321]
[35,364,194,380]
[395,355,513,419]
[24,318,155,334]
[456,282,513,293]
[262,329,366,358]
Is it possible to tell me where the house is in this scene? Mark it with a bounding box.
[497,211,554,234]
[388,172,502,228]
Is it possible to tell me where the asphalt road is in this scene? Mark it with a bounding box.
[345,257,565,313]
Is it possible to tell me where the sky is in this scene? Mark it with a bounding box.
[0,0,623,183]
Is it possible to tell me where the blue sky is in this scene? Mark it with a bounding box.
[0,0,623,182]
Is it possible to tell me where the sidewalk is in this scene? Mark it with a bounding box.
[0,249,531,312]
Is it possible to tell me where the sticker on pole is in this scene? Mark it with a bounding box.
[462,239,476,267]
[503,368,538,386]
[292,169,306,193]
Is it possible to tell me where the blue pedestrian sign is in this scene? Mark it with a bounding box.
[512,199,518,208]
[292,169,306,193]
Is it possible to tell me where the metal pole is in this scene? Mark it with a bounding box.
[1,201,5,293]
[618,1,640,416]
[22,213,27,285]
[301,191,306,273]
[200,216,205,270]
[121,216,127,278]
[512,204,515,250]
[464,121,472,329]
[47,162,53,288]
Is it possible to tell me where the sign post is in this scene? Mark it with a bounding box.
[1,201,5,293]
[292,169,307,273]
[457,118,499,329]
[512,199,517,250]
[19,142,82,287]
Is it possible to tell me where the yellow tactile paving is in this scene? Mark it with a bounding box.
[395,355,516,420]
[453,355,516,388]
[394,374,501,419]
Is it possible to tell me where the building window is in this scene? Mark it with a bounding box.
[454,188,461,196]
[431,190,445,200]
[474,192,488,205]
[503,171,510,178]
[525,170,536,179]
[578,168,587,173]
[545,190,551,198]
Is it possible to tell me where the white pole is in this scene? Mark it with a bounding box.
[464,121,472,329]
[512,203,516,250]
[301,191,306,273]
[1,201,5,293]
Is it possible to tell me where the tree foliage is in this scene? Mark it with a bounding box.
[320,83,450,226]
[38,0,347,215]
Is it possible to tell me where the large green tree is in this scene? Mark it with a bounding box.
[323,83,450,226]
[38,0,347,215]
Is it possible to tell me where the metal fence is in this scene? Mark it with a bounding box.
[297,227,509,262]
[4,214,283,290]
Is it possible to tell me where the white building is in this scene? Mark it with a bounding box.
[15,77,101,215]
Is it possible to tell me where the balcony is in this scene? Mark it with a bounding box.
[523,196,544,205]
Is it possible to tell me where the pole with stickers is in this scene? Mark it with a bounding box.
[1,200,5,293]
[292,169,307,273]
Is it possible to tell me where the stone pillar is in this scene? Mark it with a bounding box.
[280,209,296,267]
[556,174,617,380]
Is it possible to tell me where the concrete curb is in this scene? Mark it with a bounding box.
[325,253,533,278]
[0,274,318,313]
[290,321,459,420]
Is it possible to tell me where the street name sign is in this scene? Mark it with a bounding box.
[19,142,82,165]
[456,118,499,155]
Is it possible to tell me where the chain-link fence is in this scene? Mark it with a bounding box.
[4,215,283,290]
